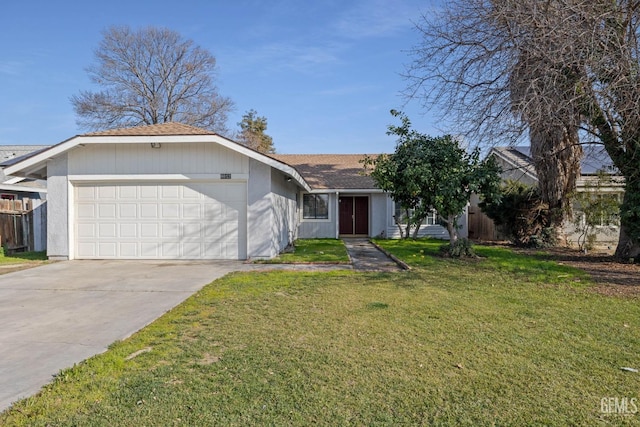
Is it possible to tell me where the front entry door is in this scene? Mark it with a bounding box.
[339,196,369,235]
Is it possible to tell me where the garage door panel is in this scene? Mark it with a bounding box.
[99,223,116,238]
[75,182,246,260]
[77,242,96,257]
[119,186,137,199]
[140,186,158,199]
[141,223,159,237]
[98,186,117,198]
[141,242,159,257]
[120,242,137,257]
[98,242,117,257]
[140,204,158,218]
[77,223,96,238]
[98,204,116,218]
[119,204,137,218]
[161,223,179,238]
[120,223,137,238]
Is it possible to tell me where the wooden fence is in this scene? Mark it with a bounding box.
[467,204,501,241]
[0,199,46,253]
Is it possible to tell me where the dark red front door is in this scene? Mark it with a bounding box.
[339,196,369,235]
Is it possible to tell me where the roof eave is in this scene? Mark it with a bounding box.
[4,133,311,191]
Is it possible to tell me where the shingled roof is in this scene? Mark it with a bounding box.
[83,122,217,137]
[271,154,379,190]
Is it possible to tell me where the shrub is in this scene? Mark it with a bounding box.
[480,180,555,247]
[440,238,476,257]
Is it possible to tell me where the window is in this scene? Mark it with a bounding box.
[574,193,621,228]
[303,194,329,219]
[0,194,16,200]
[394,202,436,225]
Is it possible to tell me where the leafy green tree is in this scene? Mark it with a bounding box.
[236,109,275,154]
[364,111,501,244]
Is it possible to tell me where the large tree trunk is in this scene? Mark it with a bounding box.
[614,224,640,260]
[614,176,640,260]
[510,50,583,244]
[529,124,582,241]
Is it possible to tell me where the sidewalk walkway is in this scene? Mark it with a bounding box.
[342,238,403,272]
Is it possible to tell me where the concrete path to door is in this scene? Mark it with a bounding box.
[0,260,250,412]
[342,238,404,271]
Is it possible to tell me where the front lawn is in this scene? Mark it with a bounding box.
[2,244,639,425]
[261,238,350,264]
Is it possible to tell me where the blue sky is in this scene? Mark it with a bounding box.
[0,0,443,154]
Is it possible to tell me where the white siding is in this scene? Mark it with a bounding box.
[47,154,70,259]
[247,160,273,258]
[297,192,337,239]
[270,168,299,253]
[370,193,388,238]
[68,143,248,175]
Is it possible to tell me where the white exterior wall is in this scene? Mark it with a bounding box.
[246,161,299,259]
[270,168,299,253]
[370,193,388,238]
[297,192,338,239]
[247,159,273,258]
[68,143,248,175]
[47,154,70,259]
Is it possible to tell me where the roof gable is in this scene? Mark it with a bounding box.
[4,123,310,191]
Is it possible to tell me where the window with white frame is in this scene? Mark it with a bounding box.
[303,194,329,219]
[393,202,436,225]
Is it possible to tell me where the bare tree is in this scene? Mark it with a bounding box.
[407,0,640,259]
[71,25,234,134]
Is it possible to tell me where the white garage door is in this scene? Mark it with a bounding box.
[74,182,247,260]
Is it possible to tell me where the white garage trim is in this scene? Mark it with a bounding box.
[72,181,247,260]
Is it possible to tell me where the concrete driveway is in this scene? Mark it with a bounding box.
[0,260,248,412]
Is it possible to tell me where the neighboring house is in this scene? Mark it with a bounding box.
[5,122,461,261]
[0,145,49,201]
[486,146,625,247]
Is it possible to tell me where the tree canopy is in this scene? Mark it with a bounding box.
[364,111,501,243]
[407,0,640,259]
[71,25,234,134]
[236,109,275,154]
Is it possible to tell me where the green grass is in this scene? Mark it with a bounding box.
[0,250,47,264]
[260,238,350,263]
[2,244,640,425]
[374,238,590,284]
